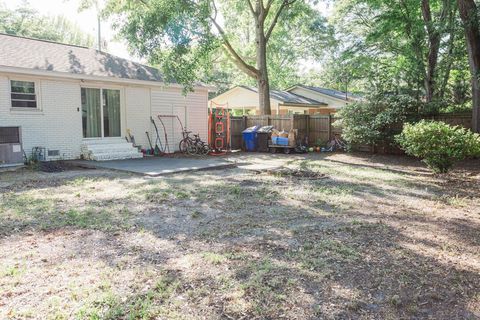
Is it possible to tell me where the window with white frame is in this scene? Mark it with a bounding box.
[10,80,37,108]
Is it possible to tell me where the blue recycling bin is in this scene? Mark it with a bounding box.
[242,125,260,151]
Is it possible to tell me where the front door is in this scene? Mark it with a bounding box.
[81,88,121,138]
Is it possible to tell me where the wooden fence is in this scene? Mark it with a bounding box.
[228,113,472,151]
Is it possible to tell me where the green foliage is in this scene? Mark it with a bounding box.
[103,0,330,91]
[104,0,223,91]
[212,1,333,90]
[396,120,480,173]
[334,94,420,145]
[323,0,471,110]
[0,3,94,46]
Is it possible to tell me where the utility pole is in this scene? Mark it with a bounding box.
[97,14,101,51]
[95,0,102,52]
[344,70,348,101]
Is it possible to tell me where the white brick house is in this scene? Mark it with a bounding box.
[0,34,209,162]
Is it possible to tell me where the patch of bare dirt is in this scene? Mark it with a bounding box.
[0,153,479,319]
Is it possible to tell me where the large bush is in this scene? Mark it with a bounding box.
[395,120,480,173]
[334,94,420,146]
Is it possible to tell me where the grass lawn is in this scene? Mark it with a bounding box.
[0,152,479,319]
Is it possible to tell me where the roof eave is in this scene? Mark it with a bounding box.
[279,102,328,107]
[286,84,354,102]
[0,65,211,90]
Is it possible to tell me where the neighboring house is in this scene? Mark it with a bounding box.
[209,85,327,115]
[210,84,360,116]
[286,84,361,110]
[0,34,209,162]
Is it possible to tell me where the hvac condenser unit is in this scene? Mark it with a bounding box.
[0,126,23,167]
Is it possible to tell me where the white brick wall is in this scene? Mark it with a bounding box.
[0,73,209,160]
[0,75,82,160]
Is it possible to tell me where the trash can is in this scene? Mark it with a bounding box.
[242,125,260,151]
[256,125,274,152]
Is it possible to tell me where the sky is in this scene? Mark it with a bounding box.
[3,0,333,67]
[3,0,137,61]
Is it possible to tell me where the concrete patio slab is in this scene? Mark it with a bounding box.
[70,156,234,176]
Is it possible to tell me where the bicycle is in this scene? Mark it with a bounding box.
[326,134,348,151]
[179,130,210,155]
[193,133,211,155]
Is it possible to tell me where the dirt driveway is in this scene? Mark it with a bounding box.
[1,153,479,319]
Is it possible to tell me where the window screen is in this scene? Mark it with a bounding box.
[11,80,37,108]
[0,127,20,144]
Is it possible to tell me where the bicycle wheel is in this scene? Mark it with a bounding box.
[186,144,198,155]
[200,143,210,155]
[179,139,189,153]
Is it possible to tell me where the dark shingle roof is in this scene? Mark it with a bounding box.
[291,84,361,101]
[0,33,164,82]
[241,86,326,105]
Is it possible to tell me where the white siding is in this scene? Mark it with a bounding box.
[151,87,208,153]
[0,75,82,160]
[151,87,183,152]
[209,87,280,114]
[185,89,208,141]
[125,86,151,148]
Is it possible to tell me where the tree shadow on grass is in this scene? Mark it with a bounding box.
[1,159,479,319]
[67,200,479,319]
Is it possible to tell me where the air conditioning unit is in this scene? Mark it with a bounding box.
[0,126,24,167]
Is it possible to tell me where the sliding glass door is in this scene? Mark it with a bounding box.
[81,88,121,138]
[81,88,101,138]
[103,89,121,137]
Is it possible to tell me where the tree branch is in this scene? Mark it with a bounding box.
[182,0,259,78]
[265,0,275,13]
[247,0,257,17]
[265,0,297,42]
[209,16,259,78]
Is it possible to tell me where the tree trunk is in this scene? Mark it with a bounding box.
[256,38,271,115]
[421,0,436,102]
[458,0,480,132]
[255,6,271,115]
[421,0,449,103]
[439,5,457,99]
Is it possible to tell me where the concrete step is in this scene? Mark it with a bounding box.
[82,138,127,145]
[91,151,143,161]
[81,139,142,161]
[81,143,138,153]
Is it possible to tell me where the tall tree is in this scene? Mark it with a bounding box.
[329,0,468,109]
[0,2,94,47]
[421,0,451,102]
[104,0,317,115]
[457,0,480,132]
[207,1,332,93]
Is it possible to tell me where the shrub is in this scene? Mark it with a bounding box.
[334,94,420,146]
[395,120,480,173]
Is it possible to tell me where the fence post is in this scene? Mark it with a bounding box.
[290,114,295,131]
[327,114,332,140]
[305,115,310,145]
